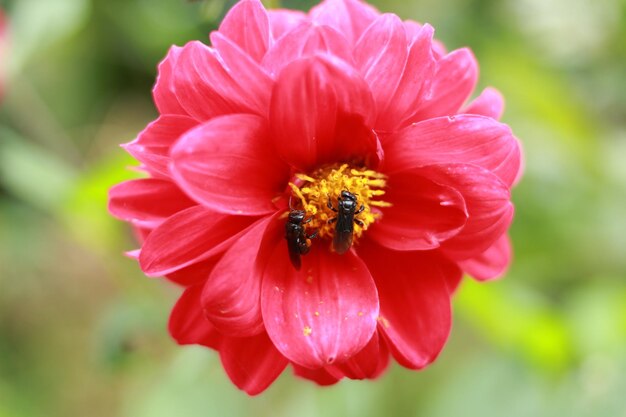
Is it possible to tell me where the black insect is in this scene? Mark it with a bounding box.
[327,190,365,255]
[285,201,318,270]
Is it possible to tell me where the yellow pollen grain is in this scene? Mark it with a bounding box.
[303,326,312,336]
[377,316,391,329]
[314,311,319,316]
[288,164,390,241]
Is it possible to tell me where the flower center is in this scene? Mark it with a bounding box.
[288,164,391,242]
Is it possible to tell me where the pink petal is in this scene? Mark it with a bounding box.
[420,164,513,259]
[219,332,288,396]
[368,169,467,251]
[165,255,221,287]
[327,332,382,379]
[292,365,340,386]
[209,32,273,116]
[139,206,256,277]
[261,22,353,77]
[202,215,277,337]
[413,48,478,119]
[310,0,380,45]
[354,14,408,121]
[153,46,187,115]
[123,115,198,178]
[170,114,289,215]
[270,56,377,171]
[216,0,270,62]
[383,114,521,187]
[261,243,379,369]
[108,179,195,228]
[462,87,505,120]
[359,242,454,369]
[168,285,221,349]
[268,9,307,39]
[378,24,436,130]
[458,233,512,281]
[173,41,264,120]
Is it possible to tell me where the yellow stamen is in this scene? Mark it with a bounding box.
[288,163,390,242]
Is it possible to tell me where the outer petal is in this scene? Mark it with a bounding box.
[123,115,198,178]
[268,9,307,39]
[292,365,340,386]
[166,255,221,287]
[108,179,195,228]
[383,115,521,187]
[170,114,289,215]
[261,243,379,369]
[216,0,270,62]
[462,87,505,120]
[458,233,512,281]
[368,169,467,251]
[414,48,478,119]
[173,41,265,120]
[270,56,377,171]
[139,206,256,276]
[202,215,277,337]
[354,14,407,120]
[310,0,379,45]
[327,332,383,379]
[219,332,288,396]
[153,46,187,115]
[209,32,273,116]
[262,22,353,76]
[378,24,436,130]
[169,285,221,349]
[359,242,455,369]
[415,163,513,259]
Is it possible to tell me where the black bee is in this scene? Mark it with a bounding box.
[285,201,318,270]
[327,190,365,255]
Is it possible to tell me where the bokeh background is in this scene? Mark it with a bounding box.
[1,0,625,415]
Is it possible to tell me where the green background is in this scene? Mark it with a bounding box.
[1,0,625,415]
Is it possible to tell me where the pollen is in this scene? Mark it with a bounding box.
[303,326,312,336]
[289,164,390,242]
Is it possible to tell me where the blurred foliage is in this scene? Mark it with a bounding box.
[0,0,625,416]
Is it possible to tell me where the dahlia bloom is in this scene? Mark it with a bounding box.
[108,0,521,395]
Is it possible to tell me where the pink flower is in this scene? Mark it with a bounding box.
[108,0,522,395]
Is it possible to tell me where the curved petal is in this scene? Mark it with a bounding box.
[359,242,454,369]
[458,233,512,281]
[168,285,221,349]
[209,32,273,116]
[368,169,467,251]
[216,0,270,62]
[262,22,353,76]
[419,164,514,259]
[378,23,436,130]
[139,206,257,276]
[268,9,307,39]
[153,46,187,115]
[383,114,521,187]
[462,87,505,120]
[123,115,198,178]
[270,56,377,171]
[413,48,478,119]
[108,179,195,228]
[170,114,289,215]
[310,0,379,45]
[219,332,288,396]
[327,332,385,380]
[173,41,266,120]
[354,14,407,120]
[165,255,222,287]
[292,365,340,386]
[261,243,379,369]
[202,215,277,337]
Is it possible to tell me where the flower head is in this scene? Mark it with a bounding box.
[109,0,522,395]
